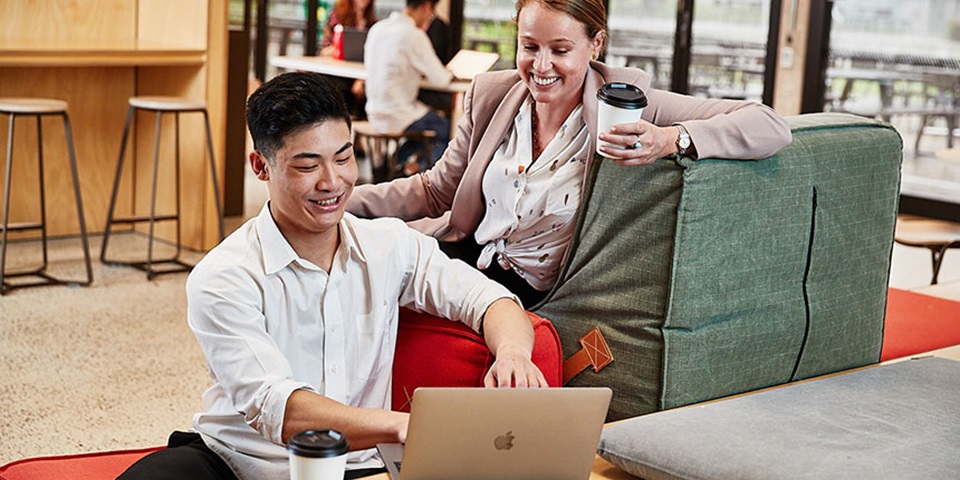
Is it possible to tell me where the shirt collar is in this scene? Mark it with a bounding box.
[389,10,415,27]
[337,213,368,266]
[256,202,300,275]
[255,202,367,275]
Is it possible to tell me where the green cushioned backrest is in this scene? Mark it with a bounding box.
[781,114,902,379]
[535,113,902,421]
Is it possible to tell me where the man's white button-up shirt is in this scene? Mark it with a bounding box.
[187,203,515,479]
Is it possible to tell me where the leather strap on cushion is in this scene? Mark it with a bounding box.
[562,326,614,384]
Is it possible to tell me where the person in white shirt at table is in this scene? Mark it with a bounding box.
[117,72,547,480]
[364,0,451,174]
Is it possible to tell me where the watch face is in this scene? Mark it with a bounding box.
[679,135,691,149]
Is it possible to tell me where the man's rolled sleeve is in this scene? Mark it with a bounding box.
[258,382,315,445]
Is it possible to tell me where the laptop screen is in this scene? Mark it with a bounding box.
[378,387,611,480]
[342,27,368,62]
[445,49,500,80]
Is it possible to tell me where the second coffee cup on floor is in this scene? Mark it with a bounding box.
[288,429,349,480]
[596,82,648,158]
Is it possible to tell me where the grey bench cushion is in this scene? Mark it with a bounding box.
[536,113,903,420]
[597,357,960,480]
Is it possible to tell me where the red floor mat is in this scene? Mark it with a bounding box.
[882,288,960,361]
[0,447,162,480]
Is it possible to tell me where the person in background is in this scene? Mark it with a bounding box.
[418,15,455,115]
[425,15,453,63]
[320,0,377,119]
[321,0,377,50]
[347,0,792,307]
[364,0,452,174]
[117,72,547,480]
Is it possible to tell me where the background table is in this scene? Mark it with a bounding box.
[270,55,471,127]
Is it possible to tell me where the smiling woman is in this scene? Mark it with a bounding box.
[347,0,792,307]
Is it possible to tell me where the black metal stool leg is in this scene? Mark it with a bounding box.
[146,110,164,279]
[62,111,93,286]
[101,105,135,264]
[930,246,949,285]
[202,110,225,239]
[174,112,183,260]
[0,113,15,295]
[36,115,49,274]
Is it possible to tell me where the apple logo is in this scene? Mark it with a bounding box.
[494,431,514,451]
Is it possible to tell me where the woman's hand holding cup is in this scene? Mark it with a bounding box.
[599,121,678,166]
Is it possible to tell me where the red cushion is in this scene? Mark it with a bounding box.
[882,288,960,361]
[392,308,563,412]
[0,447,163,480]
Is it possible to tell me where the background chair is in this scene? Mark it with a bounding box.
[100,96,224,280]
[894,214,960,285]
[0,97,93,295]
[352,120,435,182]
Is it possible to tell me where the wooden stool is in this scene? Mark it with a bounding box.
[0,98,93,295]
[894,214,960,285]
[101,96,224,279]
[352,121,436,182]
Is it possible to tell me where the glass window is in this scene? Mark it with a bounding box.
[463,0,517,70]
[270,0,309,57]
[606,0,679,91]
[690,0,770,101]
[826,0,960,199]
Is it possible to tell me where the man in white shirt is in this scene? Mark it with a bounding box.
[364,0,452,173]
[118,72,547,480]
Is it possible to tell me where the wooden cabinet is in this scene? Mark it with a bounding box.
[0,0,228,250]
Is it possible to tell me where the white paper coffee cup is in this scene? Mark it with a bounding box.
[288,429,349,480]
[596,83,648,158]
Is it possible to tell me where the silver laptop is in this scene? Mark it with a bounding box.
[445,49,500,80]
[377,387,612,480]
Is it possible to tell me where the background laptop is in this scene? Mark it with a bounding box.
[341,27,368,62]
[377,387,612,480]
[445,49,500,80]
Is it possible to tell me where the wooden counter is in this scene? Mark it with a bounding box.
[0,0,228,250]
[0,41,206,67]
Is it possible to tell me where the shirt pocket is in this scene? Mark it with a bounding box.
[353,302,397,382]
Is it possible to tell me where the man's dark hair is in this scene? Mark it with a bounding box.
[246,72,352,162]
[406,0,437,8]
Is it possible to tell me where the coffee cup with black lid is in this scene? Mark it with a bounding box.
[596,82,648,158]
[288,429,349,480]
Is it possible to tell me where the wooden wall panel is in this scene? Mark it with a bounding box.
[0,67,136,238]
[1,0,228,251]
[138,0,207,48]
[204,0,230,247]
[0,0,136,44]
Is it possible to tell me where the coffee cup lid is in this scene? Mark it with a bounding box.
[287,429,350,458]
[597,83,648,109]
